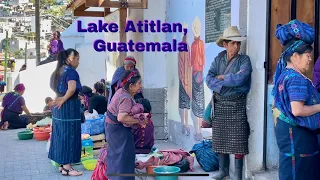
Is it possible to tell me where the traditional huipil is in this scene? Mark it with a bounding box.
[273,20,320,180]
[1,91,28,129]
[49,65,83,165]
[106,88,137,180]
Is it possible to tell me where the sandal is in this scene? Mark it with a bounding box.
[59,165,63,172]
[61,167,83,176]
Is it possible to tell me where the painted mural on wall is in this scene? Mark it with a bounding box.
[190,17,205,141]
[167,0,224,143]
[178,23,192,137]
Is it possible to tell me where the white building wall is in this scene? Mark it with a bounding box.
[14,17,106,112]
[126,0,272,178]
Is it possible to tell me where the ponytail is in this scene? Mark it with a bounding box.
[50,48,79,92]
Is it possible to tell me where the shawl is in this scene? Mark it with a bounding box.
[272,19,315,95]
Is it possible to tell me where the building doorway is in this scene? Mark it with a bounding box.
[268,0,320,82]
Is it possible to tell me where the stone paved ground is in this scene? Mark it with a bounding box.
[0,129,217,180]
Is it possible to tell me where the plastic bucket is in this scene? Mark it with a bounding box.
[153,166,180,180]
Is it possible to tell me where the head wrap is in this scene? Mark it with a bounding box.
[121,71,137,87]
[123,56,136,66]
[79,86,92,109]
[272,19,315,95]
[14,83,25,92]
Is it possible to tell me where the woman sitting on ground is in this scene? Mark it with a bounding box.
[79,85,93,113]
[0,83,31,130]
[88,81,108,115]
[132,98,155,154]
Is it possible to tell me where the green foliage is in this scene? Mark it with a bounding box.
[47,6,66,17]
[30,0,56,8]
[13,50,22,59]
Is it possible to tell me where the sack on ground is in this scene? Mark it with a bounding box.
[81,114,105,135]
[190,140,219,172]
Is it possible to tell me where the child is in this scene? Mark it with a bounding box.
[43,97,53,112]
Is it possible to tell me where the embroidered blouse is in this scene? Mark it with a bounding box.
[274,68,320,130]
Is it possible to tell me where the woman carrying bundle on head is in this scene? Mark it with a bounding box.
[272,19,320,180]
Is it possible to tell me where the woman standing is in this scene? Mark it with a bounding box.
[106,70,147,180]
[108,56,143,104]
[273,20,320,180]
[49,49,83,176]
[0,83,31,130]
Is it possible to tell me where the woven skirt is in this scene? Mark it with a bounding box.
[212,93,250,154]
[191,73,205,118]
[179,80,190,109]
[48,98,82,165]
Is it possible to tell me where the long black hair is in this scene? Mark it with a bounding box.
[120,70,141,91]
[283,39,313,62]
[50,48,79,93]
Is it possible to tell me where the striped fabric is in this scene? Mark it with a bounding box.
[48,98,82,165]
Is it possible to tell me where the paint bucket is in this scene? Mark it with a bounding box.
[153,166,180,180]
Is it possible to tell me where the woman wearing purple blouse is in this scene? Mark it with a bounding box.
[0,83,31,130]
[313,57,320,92]
[45,31,65,63]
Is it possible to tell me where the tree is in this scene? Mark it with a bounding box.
[30,0,56,9]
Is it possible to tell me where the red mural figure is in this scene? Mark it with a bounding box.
[178,23,192,136]
[191,17,205,141]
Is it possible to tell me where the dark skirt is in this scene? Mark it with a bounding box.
[2,109,28,129]
[106,121,135,180]
[191,73,205,117]
[179,80,190,109]
[212,93,250,154]
[48,98,82,165]
[275,119,319,180]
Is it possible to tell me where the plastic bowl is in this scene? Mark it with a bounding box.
[146,165,160,174]
[17,130,33,140]
[82,159,97,171]
[33,130,50,141]
[153,166,180,180]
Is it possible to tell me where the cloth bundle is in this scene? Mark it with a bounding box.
[123,103,148,129]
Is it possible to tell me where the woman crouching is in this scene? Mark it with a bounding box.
[106,70,148,180]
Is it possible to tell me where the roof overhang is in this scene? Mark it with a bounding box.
[66,0,148,17]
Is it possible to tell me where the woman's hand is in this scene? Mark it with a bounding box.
[54,97,66,109]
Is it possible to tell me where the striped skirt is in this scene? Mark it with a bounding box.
[48,98,82,165]
[276,119,319,180]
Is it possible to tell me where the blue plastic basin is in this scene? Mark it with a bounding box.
[153,166,180,180]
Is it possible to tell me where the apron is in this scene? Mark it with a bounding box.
[106,110,135,180]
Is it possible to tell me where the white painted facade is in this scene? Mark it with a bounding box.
[12,16,107,112]
[102,0,276,178]
[31,17,52,38]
